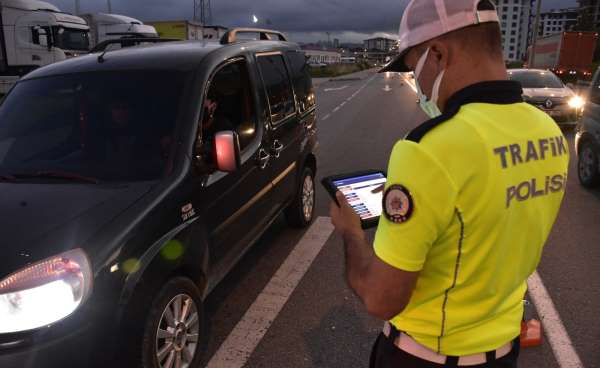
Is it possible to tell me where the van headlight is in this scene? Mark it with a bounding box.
[0,249,92,334]
[568,96,585,109]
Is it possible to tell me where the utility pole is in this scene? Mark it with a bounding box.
[74,0,80,14]
[107,0,112,13]
[194,0,212,24]
[529,0,543,68]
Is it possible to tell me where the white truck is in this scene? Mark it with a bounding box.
[80,13,158,50]
[0,0,90,94]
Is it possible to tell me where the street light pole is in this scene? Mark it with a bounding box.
[530,0,543,68]
[107,0,112,13]
[74,0,80,14]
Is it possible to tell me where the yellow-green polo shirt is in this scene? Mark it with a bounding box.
[374,81,569,356]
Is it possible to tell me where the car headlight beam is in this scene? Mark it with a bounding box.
[568,96,585,109]
[0,249,92,334]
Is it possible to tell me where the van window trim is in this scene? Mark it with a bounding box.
[255,51,298,126]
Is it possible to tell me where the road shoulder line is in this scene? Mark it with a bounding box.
[206,217,335,368]
[528,271,584,368]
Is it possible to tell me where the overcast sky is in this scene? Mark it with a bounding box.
[50,0,579,43]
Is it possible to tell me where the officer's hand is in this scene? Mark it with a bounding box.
[330,191,364,239]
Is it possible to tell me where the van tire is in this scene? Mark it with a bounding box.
[285,166,315,228]
[141,277,206,368]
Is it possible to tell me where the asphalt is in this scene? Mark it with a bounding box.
[200,69,600,367]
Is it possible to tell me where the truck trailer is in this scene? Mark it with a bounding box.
[147,20,227,41]
[80,13,158,49]
[529,31,599,79]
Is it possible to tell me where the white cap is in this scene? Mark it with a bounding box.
[380,0,500,73]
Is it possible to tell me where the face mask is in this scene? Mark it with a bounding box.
[414,48,445,119]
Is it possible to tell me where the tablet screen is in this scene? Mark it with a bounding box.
[332,173,387,221]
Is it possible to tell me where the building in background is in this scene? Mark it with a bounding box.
[363,37,396,52]
[333,38,340,48]
[577,0,600,30]
[201,25,228,40]
[538,8,579,36]
[301,46,341,64]
[496,0,535,62]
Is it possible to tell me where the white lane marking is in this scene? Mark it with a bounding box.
[324,85,349,92]
[326,74,376,116]
[383,85,392,92]
[322,113,331,121]
[528,271,584,368]
[206,217,335,368]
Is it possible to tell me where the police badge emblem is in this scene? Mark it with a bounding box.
[383,185,414,224]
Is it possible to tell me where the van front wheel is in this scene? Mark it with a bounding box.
[141,277,206,368]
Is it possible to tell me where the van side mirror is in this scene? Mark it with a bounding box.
[213,131,241,172]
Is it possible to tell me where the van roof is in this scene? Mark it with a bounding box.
[23,39,301,80]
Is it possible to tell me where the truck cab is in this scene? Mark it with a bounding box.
[0,0,90,94]
[80,13,158,49]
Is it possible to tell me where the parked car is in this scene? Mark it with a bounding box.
[0,28,317,367]
[576,67,600,187]
[508,68,584,127]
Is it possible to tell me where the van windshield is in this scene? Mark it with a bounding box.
[0,71,187,182]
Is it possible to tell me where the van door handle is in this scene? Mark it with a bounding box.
[257,149,271,169]
[271,140,284,158]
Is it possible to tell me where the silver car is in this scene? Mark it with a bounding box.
[508,69,584,127]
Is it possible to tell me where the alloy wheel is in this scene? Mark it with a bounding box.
[155,294,200,368]
[302,175,315,222]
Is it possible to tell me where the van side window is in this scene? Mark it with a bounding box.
[200,59,258,165]
[591,75,600,105]
[286,51,315,113]
[257,54,296,124]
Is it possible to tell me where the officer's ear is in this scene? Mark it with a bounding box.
[427,41,449,73]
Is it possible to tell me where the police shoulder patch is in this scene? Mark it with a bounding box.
[382,185,414,224]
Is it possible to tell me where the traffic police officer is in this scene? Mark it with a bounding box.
[329,0,570,366]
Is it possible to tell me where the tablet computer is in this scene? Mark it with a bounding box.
[322,170,387,229]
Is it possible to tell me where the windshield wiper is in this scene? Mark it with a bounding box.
[12,171,99,184]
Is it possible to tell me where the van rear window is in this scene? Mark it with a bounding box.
[286,51,315,114]
[257,54,296,124]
